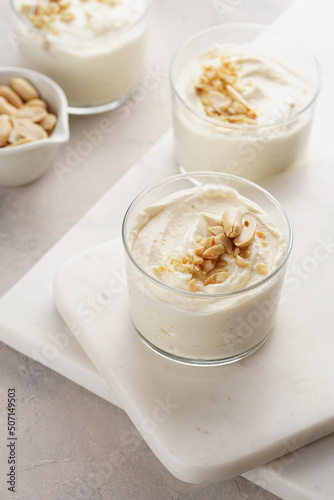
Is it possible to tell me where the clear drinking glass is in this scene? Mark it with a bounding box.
[170,23,320,181]
[122,172,293,366]
[10,0,151,114]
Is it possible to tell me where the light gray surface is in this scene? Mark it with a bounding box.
[0,0,291,498]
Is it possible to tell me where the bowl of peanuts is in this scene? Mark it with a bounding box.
[0,66,69,186]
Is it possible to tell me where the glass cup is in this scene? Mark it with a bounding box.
[170,23,321,182]
[122,172,293,366]
[10,0,151,114]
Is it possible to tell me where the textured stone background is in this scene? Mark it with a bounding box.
[0,0,291,498]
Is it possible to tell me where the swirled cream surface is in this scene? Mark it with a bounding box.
[177,44,313,126]
[131,185,286,294]
[173,43,317,181]
[13,0,149,107]
[15,0,147,39]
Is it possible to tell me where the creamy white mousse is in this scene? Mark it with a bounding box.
[127,185,288,361]
[13,0,149,107]
[173,44,316,181]
[131,185,285,292]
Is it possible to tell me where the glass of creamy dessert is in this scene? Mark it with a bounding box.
[122,172,293,365]
[170,24,320,181]
[10,0,151,114]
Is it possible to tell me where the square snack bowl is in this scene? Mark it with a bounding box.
[0,66,69,187]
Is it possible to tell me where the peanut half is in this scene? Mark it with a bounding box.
[0,115,12,147]
[0,96,17,115]
[14,106,48,123]
[11,77,39,101]
[204,271,228,286]
[13,118,48,141]
[0,77,57,148]
[153,206,268,292]
[209,90,232,113]
[0,85,23,108]
[234,219,256,248]
[203,244,225,260]
[222,207,242,238]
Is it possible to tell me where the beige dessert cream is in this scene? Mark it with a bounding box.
[127,184,288,361]
[12,0,149,108]
[173,44,316,180]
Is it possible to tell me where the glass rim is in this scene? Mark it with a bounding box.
[9,0,152,44]
[122,171,293,299]
[169,22,321,131]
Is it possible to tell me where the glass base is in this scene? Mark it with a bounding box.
[135,326,273,367]
[67,93,131,115]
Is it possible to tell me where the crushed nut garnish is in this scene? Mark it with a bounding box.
[151,207,274,292]
[97,0,121,4]
[188,279,197,293]
[257,263,269,275]
[216,257,228,268]
[204,271,228,286]
[234,219,256,248]
[235,255,250,267]
[207,225,224,236]
[255,230,268,246]
[153,265,167,274]
[194,246,204,257]
[201,259,217,274]
[60,10,75,22]
[195,55,257,124]
[203,244,225,259]
[22,0,120,34]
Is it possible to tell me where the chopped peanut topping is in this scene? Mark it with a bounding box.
[195,56,257,124]
[203,244,225,259]
[257,263,269,275]
[204,271,228,286]
[195,246,204,257]
[151,207,272,292]
[235,255,250,267]
[23,0,120,34]
[216,257,228,268]
[188,279,197,293]
[208,225,225,236]
[201,259,217,274]
[153,265,167,274]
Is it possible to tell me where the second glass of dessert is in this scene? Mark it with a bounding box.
[170,24,320,181]
[122,172,293,365]
[10,0,151,114]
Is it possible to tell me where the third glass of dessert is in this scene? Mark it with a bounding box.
[10,0,151,114]
[170,24,320,181]
[122,172,293,365]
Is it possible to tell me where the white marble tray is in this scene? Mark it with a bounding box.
[53,224,334,483]
[0,130,333,496]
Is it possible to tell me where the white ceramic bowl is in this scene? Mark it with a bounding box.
[0,66,69,186]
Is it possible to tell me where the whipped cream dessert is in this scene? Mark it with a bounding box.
[173,44,316,180]
[12,0,149,108]
[126,184,289,361]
